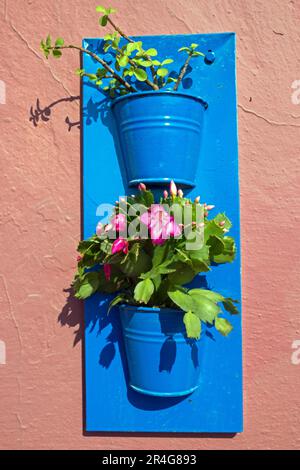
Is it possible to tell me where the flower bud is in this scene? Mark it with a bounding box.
[206,205,215,211]
[170,180,177,197]
[204,211,208,217]
[178,189,184,198]
[194,196,200,204]
[138,182,146,191]
[163,190,168,199]
[219,220,226,227]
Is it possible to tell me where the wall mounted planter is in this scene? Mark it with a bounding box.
[120,305,205,397]
[83,33,242,433]
[112,91,207,188]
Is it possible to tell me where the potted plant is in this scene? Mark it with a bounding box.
[73,181,239,397]
[40,5,210,187]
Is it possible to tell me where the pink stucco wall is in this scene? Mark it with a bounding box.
[1,0,300,450]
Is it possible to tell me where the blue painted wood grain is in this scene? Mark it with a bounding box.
[83,33,243,433]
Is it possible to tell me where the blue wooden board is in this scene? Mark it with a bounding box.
[82,33,243,433]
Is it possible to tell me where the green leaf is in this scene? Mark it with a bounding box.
[190,288,224,303]
[108,294,127,314]
[192,51,205,57]
[222,298,239,315]
[204,220,224,242]
[215,317,234,336]
[157,68,169,77]
[207,235,225,256]
[167,77,177,84]
[183,311,201,339]
[126,42,139,54]
[161,58,174,65]
[190,43,199,49]
[190,293,220,324]
[152,244,168,267]
[96,5,107,13]
[168,290,195,312]
[100,15,108,26]
[213,236,236,264]
[134,279,154,304]
[168,262,195,285]
[107,7,116,14]
[152,60,161,66]
[178,47,190,53]
[97,68,108,78]
[121,250,152,278]
[52,49,62,58]
[145,48,158,57]
[135,59,152,67]
[213,213,232,231]
[76,68,85,76]
[55,37,64,47]
[133,68,148,81]
[191,258,210,273]
[46,34,51,48]
[152,274,162,291]
[74,272,100,299]
[104,33,113,40]
[135,189,154,207]
[118,54,129,67]
[189,245,210,262]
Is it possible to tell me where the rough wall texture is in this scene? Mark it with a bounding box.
[0,0,300,450]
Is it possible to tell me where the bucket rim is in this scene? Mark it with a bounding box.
[111,90,208,109]
[119,304,182,315]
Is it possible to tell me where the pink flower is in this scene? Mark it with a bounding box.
[103,264,112,281]
[138,182,146,191]
[77,255,83,262]
[140,205,182,245]
[112,237,129,255]
[164,216,182,238]
[170,180,177,197]
[111,213,126,232]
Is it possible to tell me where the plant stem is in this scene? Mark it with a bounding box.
[107,17,158,85]
[107,17,133,44]
[51,45,137,92]
[173,52,193,91]
[115,46,159,91]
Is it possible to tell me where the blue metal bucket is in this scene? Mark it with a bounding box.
[119,305,206,397]
[111,91,207,188]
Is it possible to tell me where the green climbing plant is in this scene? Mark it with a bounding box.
[40,5,206,98]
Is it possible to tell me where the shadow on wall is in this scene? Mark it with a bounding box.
[29,96,81,131]
[58,288,84,346]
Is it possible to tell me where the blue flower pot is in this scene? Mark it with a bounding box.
[111,91,207,188]
[119,305,206,397]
